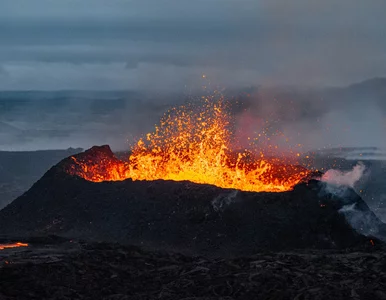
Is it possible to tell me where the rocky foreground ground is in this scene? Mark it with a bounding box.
[0,237,386,300]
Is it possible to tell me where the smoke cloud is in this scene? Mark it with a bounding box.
[318,163,386,241]
[232,80,386,153]
[322,163,366,188]
[317,163,367,200]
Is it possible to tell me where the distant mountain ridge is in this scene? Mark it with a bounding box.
[348,77,386,90]
[0,77,385,150]
[310,147,386,160]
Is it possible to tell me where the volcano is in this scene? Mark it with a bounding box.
[0,145,384,256]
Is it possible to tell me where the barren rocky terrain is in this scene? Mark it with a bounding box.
[0,237,385,300]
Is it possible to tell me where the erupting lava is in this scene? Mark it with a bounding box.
[67,99,312,192]
[0,242,29,250]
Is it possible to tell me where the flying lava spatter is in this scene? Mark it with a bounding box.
[68,98,312,192]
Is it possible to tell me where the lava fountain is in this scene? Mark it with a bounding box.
[67,98,312,192]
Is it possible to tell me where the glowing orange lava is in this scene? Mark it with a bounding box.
[0,242,29,250]
[68,99,312,192]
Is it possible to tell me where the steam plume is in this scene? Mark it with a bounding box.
[321,162,366,188]
[320,163,386,241]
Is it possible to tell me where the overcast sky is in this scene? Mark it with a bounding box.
[1,0,386,90]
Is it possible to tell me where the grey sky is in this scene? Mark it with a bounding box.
[1,0,386,90]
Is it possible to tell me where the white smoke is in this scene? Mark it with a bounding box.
[319,163,367,198]
[321,162,366,188]
[320,163,385,241]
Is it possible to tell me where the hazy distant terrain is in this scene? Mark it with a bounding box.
[0,90,176,151]
[0,148,81,209]
[1,77,386,152]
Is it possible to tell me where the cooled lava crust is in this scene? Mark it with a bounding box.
[0,145,383,256]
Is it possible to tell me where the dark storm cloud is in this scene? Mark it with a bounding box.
[1,0,386,90]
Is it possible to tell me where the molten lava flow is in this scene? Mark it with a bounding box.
[0,242,29,250]
[68,99,312,192]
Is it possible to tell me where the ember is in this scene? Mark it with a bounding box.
[0,242,28,250]
[67,99,312,192]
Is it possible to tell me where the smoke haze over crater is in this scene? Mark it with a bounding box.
[233,80,386,152]
[1,78,386,152]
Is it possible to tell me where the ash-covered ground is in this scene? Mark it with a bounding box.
[0,237,386,300]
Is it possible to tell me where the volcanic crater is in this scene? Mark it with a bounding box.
[1,100,385,256]
[0,145,384,256]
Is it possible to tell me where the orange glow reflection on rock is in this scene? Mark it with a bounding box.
[68,99,311,192]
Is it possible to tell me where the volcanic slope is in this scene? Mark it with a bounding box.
[0,145,384,256]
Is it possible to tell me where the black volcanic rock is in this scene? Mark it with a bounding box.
[0,146,384,256]
[1,241,386,300]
